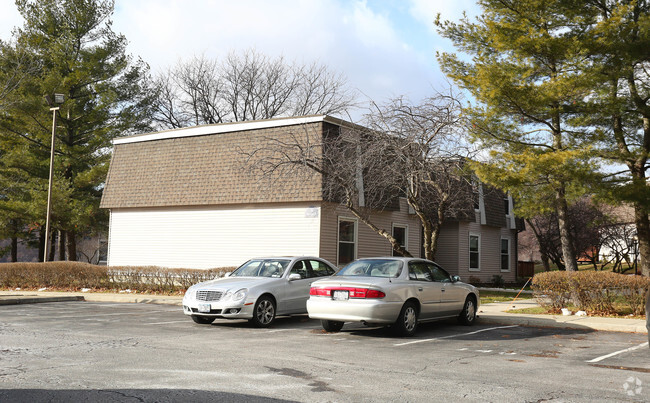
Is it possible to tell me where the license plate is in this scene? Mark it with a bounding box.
[198,304,211,313]
[333,290,349,301]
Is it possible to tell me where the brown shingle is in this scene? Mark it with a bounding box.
[100,122,324,208]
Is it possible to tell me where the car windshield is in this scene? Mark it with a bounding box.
[336,259,402,278]
[231,259,290,278]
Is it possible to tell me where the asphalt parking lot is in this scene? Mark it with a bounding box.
[1,301,649,402]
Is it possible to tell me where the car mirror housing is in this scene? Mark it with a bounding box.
[288,273,301,281]
[223,272,231,278]
[451,275,461,283]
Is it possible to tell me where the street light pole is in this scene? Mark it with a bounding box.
[43,94,64,262]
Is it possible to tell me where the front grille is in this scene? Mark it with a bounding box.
[191,308,222,314]
[196,290,223,302]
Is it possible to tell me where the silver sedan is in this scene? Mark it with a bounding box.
[182,256,337,327]
[307,257,479,336]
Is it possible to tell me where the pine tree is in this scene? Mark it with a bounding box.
[0,0,154,260]
[436,0,595,271]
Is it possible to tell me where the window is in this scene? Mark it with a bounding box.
[469,234,480,271]
[392,224,408,256]
[501,238,510,271]
[309,260,335,277]
[290,260,309,279]
[428,263,451,283]
[338,218,357,266]
[408,261,433,281]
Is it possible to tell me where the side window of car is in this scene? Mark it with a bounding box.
[309,260,335,277]
[428,263,451,283]
[408,262,433,281]
[290,260,308,279]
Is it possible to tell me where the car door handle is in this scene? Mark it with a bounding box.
[418,288,423,291]
[441,289,446,292]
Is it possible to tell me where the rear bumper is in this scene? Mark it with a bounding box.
[307,297,402,324]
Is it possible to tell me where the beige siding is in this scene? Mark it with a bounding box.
[319,199,421,267]
[456,222,517,283]
[108,203,321,269]
[433,221,459,274]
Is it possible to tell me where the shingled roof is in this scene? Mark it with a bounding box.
[100,116,348,209]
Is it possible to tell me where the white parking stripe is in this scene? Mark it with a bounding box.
[146,320,190,325]
[586,342,649,363]
[394,325,519,347]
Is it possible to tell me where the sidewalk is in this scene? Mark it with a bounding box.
[0,290,647,334]
[478,299,648,334]
[0,290,183,306]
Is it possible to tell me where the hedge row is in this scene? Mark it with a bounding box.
[0,262,233,294]
[532,271,650,316]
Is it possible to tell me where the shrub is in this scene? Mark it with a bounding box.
[532,271,650,316]
[468,276,482,285]
[491,275,505,288]
[0,262,233,294]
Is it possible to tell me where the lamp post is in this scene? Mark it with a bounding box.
[43,93,64,262]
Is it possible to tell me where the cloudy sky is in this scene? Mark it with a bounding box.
[0,0,479,110]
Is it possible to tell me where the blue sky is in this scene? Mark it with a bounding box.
[0,0,480,113]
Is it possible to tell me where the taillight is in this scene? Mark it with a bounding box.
[310,287,385,299]
[310,287,331,296]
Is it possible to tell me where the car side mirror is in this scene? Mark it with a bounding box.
[224,272,231,278]
[288,273,301,281]
[451,275,461,283]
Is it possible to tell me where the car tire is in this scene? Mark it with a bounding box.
[321,319,344,332]
[393,301,418,337]
[191,315,215,324]
[250,296,276,328]
[458,296,477,326]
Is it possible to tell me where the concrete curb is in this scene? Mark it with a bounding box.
[0,295,84,305]
[478,314,648,334]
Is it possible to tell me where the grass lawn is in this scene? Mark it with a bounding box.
[480,291,532,305]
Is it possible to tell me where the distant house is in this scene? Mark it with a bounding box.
[100,115,519,282]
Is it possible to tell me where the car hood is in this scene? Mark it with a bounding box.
[310,276,392,288]
[190,276,281,291]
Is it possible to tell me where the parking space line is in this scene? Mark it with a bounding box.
[586,342,649,363]
[146,320,190,325]
[393,325,519,347]
[41,309,175,319]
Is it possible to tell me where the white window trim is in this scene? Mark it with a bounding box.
[500,237,511,272]
[469,233,481,272]
[391,223,408,256]
[337,216,358,267]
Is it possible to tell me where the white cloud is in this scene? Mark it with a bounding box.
[1,0,454,117]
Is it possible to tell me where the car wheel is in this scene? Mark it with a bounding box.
[458,296,477,326]
[191,315,215,325]
[393,301,418,337]
[321,320,344,332]
[250,296,276,327]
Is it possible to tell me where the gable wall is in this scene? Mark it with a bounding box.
[107,203,322,269]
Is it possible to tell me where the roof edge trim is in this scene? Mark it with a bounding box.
[113,115,349,145]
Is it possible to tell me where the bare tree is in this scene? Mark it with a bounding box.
[151,50,356,129]
[249,93,476,259]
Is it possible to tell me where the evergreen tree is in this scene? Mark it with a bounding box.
[0,0,154,260]
[436,0,594,271]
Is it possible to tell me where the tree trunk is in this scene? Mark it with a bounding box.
[541,254,551,271]
[48,233,56,262]
[11,237,18,262]
[66,230,77,262]
[38,229,45,262]
[555,185,578,271]
[58,230,66,261]
[633,201,650,277]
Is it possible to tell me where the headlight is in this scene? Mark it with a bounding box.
[232,288,247,301]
